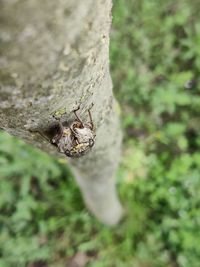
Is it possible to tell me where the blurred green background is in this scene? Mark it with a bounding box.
[0,0,200,266]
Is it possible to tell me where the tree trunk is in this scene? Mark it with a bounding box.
[0,0,123,225]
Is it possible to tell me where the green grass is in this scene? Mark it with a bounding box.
[1,0,200,266]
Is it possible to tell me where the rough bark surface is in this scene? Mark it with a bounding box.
[0,0,123,225]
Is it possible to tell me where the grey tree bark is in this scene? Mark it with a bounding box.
[0,0,123,225]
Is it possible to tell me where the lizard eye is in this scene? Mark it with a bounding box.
[89,138,94,147]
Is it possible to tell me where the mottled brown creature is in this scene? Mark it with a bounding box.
[52,105,95,157]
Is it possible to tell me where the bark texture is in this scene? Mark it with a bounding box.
[0,0,123,225]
